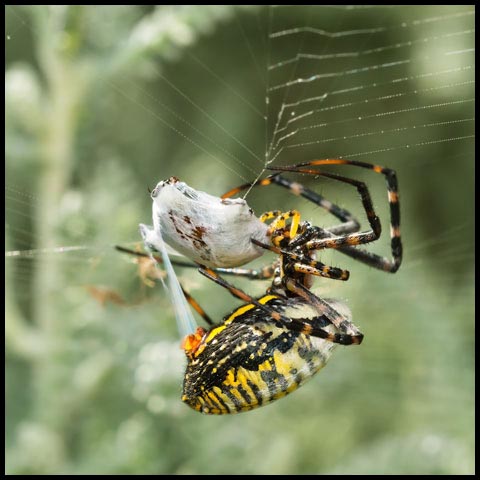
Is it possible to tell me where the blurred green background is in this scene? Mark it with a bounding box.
[5,5,474,475]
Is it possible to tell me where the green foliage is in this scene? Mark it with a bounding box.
[5,5,474,475]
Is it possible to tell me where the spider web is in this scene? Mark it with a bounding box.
[5,5,475,474]
[266,7,474,163]
[5,4,475,328]
[5,4,474,324]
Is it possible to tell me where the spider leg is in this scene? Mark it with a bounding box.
[289,226,402,273]
[115,245,275,280]
[221,172,393,270]
[198,267,361,345]
[180,287,214,326]
[214,265,276,280]
[284,277,363,342]
[251,238,349,281]
[276,170,381,246]
[260,178,393,269]
[268,159,402,273]
[290,262,349,281]
[222,173,360,235]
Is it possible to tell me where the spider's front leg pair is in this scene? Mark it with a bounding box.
[222,158,403,276]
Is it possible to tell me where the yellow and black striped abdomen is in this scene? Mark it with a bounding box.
[182,296,344,414]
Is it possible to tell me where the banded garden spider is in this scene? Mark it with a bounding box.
[118,159,403,414]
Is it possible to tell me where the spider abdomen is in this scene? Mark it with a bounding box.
[182,296,344,414]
